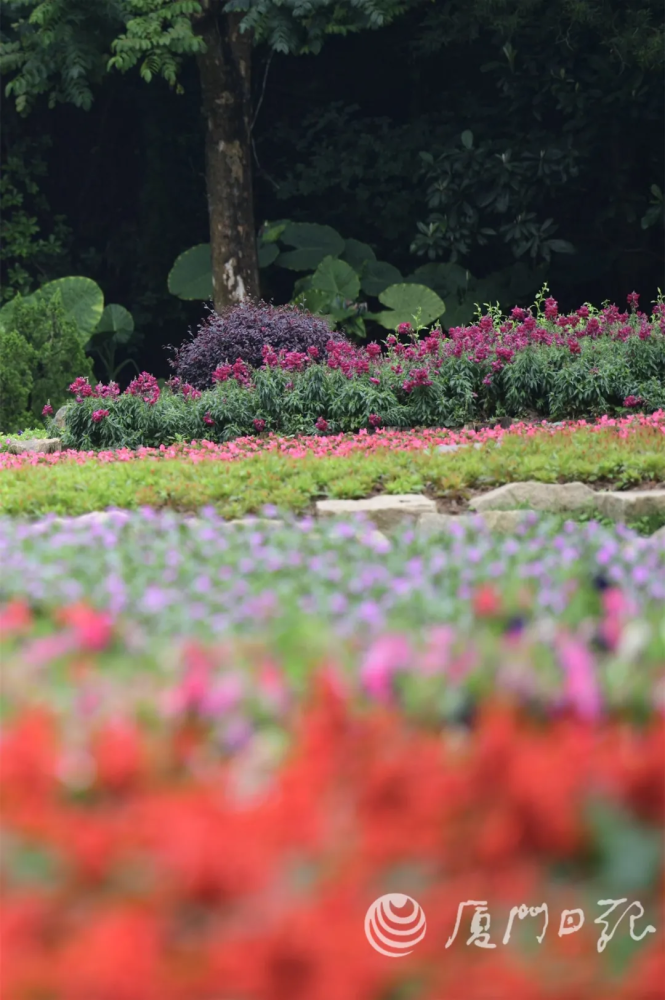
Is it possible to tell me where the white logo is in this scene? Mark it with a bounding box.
[364,894,427,958]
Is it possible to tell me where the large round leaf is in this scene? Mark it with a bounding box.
[295,288,335,315]
[374,283,445,329]
[341,238,376,271]
[311,256,360,301]
[37,277,104,345]
[95,303,134,335]
[258,242,279,268]
[361,260,403,297]
[168,244,213,300]
[0,277,103,344]
[276,223,345,271]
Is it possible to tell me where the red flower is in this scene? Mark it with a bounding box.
[0,599,33,634]
[57,603,113,651]
[472,584,502,617]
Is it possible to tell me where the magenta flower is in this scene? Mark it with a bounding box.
[558,636,601,721]
[91,409,109,423]
[315,416,329,432]
[42,403,54,417]
[623,395,643,408]
[253,418,266,432]
[203,412,215,426]
[360,634,412,702]
[69,376,94,400]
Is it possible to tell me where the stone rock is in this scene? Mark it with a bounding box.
[5,437,62,455]
[651,524,665,542]
[436,444,462,453]
[227,518,285,528]
[479,510,537,533]
[470,481,596,513]
[54,405,70,431]
[593,489,665,522]
[417,512,458,532]
[315,494,436,531]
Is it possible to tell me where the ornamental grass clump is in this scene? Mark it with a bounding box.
[169,299,345,387]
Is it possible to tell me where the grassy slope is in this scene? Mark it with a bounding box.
[1,428,663,517]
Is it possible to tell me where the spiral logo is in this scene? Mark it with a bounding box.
[364,894,427,958]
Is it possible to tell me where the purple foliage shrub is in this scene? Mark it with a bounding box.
[169,300,346,388]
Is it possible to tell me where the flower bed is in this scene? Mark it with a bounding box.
[1,604,664,999]
[1,417,664,517]
[2,512,665,642]
[2,579,664,732]
[45,295,665,450]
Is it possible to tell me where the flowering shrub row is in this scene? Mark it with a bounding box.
[51,295,665,449]
[1,609,663,999]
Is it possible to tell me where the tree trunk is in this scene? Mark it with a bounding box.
[196,7,259,313]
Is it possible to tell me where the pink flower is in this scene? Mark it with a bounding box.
[42,403,54,417]
[360,634,412,702]
[397,322,412,335]
[91,409,109,423]
[558,636,601,721]
[212,364,233,383]
[126,372,160,405]
[182,383,202,401]
[69,376,94,399]
[627,291,640,310]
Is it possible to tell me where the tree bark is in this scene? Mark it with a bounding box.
[196,6,259,313]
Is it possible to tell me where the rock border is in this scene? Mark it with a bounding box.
[20,484,665,542]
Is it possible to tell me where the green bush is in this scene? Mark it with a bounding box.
[0,328,36,433]
[0,292,94,432]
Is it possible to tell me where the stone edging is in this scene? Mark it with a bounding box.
[21,481,665,541]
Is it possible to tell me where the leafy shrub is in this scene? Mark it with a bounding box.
[169,300,345,387]
[0,292,94,432]
[0,327,35,433]
[62,292,665,448]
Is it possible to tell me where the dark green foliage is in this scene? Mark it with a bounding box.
[62,322,665,450]
[0,292,94,431]
[0,328,36,432]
